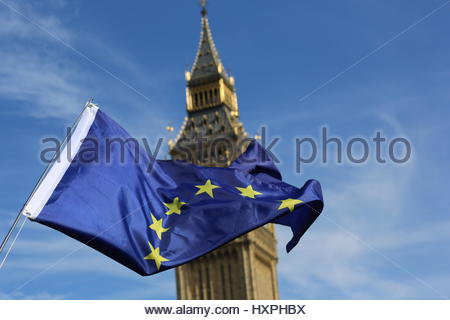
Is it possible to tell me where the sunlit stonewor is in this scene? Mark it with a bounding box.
[169,5,279,300]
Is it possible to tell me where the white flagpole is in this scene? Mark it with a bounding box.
[0,100,96,260]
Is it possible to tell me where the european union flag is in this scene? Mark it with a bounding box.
[22,105,323,276]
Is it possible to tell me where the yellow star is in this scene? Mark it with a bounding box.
[236,185,262,199]
[149,213,170,240]
[164,197,187,215]
[278,198,304,212]
[195,179,221,198]
[144,241,169,270]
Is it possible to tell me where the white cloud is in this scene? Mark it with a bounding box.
[0,48,89,119]
[0,227,176,299]
[0,290,66,300]
[0,1,92,119]
[101,273,176,300]
[0,0,72,41]
[277,158,450,299]
[0,0,170,124]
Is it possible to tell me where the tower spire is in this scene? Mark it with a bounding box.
[183,1,238,114]
[189,1,231,86]
[200,0,207,17]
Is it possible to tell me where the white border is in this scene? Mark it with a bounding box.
[1,301,450,320]
[22,104,99,220]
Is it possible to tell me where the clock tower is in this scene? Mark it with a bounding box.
[170,2,279,299]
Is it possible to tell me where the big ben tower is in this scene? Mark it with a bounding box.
[170,1,279,300]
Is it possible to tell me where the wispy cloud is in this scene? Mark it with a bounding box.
[0,290,66,300]
[0,0,171,124]
[277,159,450,299]
[0,1,92,118]
[0,0,71,41]
[0,48,90,119]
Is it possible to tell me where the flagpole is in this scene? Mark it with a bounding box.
[0,210,25,255]
[0,100,96,257]
[0,216,27,269]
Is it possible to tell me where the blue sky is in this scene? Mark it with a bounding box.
[0,0,449,299]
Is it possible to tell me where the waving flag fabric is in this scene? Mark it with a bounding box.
[22,105,323,276]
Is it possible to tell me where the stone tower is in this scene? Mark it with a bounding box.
[169,2,279,300]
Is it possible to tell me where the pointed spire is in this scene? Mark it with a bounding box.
[189,1,230,84]
[200,0,208,17]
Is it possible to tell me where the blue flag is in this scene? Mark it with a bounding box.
[22,105,323,276]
